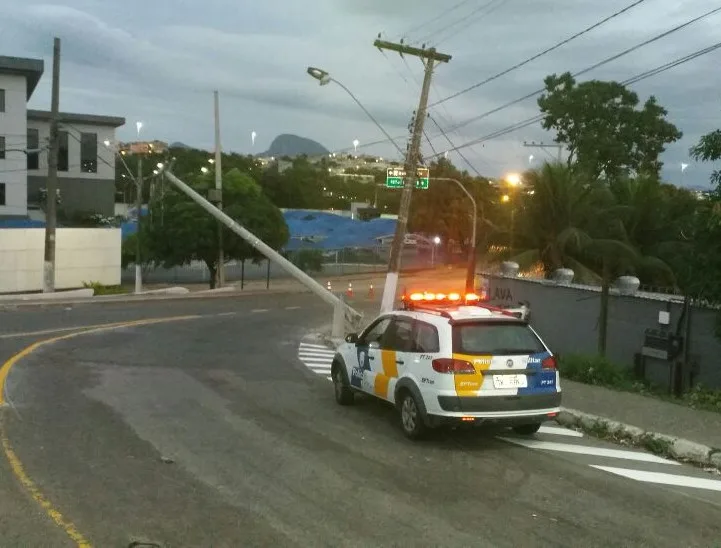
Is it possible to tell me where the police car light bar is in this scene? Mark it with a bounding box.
[400,290,516,317]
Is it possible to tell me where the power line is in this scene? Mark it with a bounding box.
[439,4,721,133]
[429,0,648,107]
[419,0,506,46]
[343,3,721,157]
[399,0,476,43]
[427,40,721,158]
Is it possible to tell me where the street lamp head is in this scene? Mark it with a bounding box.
[307,66,331,86]
[433,236,441,245]
[505,173,521,186]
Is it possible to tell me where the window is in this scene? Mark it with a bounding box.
[80,132,97,173]
[27,128,39,170]
[0,89,5,112]
[360,317,391,346]
[383,318,415,352]
[453,322,546,355]
[413,322,440,353]
[58,131,69,171]
[0,182,6,206]
[0,136,5,160]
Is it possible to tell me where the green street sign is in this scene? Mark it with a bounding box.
[386,167,429,189]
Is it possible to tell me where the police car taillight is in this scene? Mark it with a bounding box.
[541,356,557,370]
[432,358,475,374]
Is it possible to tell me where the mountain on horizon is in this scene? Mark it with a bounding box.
[260,134,329,157]
[170,141,192,149]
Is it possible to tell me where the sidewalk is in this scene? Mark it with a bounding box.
[560,379,721,466]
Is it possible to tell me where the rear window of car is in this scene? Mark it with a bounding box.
[452,322,546,355]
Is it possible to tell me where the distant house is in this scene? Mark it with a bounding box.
[0,55,125,219]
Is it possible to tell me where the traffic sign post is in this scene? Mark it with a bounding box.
[386,167,429,189]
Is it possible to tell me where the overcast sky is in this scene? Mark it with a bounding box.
[2,0,719,187]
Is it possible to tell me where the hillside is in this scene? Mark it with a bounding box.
[261,134,329,157]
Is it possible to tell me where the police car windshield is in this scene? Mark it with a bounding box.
[453,323,546,355]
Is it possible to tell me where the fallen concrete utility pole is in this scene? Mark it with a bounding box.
[157,165,362,336]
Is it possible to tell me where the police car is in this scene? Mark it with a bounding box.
[330,291,561,440]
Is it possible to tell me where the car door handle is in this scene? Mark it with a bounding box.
[396,359,404,365]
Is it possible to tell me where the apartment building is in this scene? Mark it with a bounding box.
[0,55,125,219]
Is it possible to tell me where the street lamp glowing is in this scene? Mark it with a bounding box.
[501,194,510,203]
[307,66,331,86]
[433,236,441,245]
[505,173,521,185]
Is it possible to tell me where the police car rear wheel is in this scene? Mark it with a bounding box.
[332,363,354,406]
[399,392,426,440]
[512,422,542,435]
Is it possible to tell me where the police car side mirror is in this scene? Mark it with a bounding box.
[345,333,359,344]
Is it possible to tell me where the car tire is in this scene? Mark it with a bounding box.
[398,390,427,440]
[512,422,542,435]
[332,361,354,406]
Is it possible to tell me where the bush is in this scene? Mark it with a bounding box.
[291,249,324,273]
[682,384,721,413]
[82,281,127,295]
[558,353,636,388]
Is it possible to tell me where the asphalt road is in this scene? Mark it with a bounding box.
[1,294,720,547]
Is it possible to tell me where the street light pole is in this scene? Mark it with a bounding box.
[134,122,144,294]
[434,177,477,293]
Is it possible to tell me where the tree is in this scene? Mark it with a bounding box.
[690,127,721,190]
[141,168,289,288]
[537,72,682,180]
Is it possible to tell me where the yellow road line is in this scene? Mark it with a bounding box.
[0,313,202,547]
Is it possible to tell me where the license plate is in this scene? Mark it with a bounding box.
[492,374,527,389]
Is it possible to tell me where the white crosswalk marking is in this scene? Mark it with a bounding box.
[298,342,335,380]
[501,427,721,497]
[590,466,721,492]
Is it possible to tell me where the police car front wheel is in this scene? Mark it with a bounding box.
[332,361,354,406]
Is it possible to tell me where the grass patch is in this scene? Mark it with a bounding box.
[82,281,128,296]
[558,353,721,415]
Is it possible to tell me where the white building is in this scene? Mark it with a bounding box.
[0,55,125,220]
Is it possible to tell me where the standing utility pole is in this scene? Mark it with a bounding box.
[213,90,224,288]
[135,154,143,293]
[523,141,563,163]
[374,39,451,313]
[43,37,61,293]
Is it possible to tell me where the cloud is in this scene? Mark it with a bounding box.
[0,0,719,187]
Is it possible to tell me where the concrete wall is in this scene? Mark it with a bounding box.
[0,228,121,293]
[485,274,721,390]
[0,73,28,216]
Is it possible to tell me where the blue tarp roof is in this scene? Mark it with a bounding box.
[282,210,396,250]
[1,209,395,251]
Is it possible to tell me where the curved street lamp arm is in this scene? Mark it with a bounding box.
[330,78,407,159]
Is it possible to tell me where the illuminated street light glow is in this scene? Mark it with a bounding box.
[433,236,441,245]
[505,173,521,185]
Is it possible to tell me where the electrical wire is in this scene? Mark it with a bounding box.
[399,0,476,43]
[341,4,721,156]
[429,0,649,107]
[440,4,721,134]
[431,0,511,46]
[426,40,721,158]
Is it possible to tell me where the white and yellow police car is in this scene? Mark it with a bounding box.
[331,291,561,439]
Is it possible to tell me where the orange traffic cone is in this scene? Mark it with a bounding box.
[346,282,353,298]
[368,283,374,298]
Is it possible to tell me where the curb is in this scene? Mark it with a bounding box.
[557,408,721,470]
